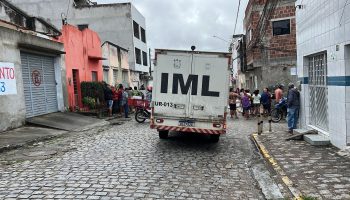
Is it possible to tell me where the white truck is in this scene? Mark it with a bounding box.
[150,48,231,142]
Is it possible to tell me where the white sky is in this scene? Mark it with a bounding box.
[95,0,248,53]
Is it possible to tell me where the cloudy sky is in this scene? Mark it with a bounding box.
[96,0,248,52]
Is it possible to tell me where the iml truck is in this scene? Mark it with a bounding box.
[150,48,231,142]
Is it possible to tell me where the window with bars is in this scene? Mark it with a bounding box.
[272,19,291,36]
[141,27,146,43]
[91,71,98,82]
[133,21,140,39]
[135,48,141,64]
[142,51,148,66]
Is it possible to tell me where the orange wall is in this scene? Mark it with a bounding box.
[59,24,103,108]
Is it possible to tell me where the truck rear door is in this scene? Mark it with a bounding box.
[189,54,229,119]
[153,52,192,118]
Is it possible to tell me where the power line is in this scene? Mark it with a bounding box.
[233,0,242,34]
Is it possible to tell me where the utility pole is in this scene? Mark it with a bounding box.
[149,48,152,77]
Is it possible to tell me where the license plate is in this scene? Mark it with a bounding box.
[178,120,195,127]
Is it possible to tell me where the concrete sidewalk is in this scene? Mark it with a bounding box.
[0,112,111,153]
[0,127,67,153]
[26,112,109,131]
[252,125,350,199]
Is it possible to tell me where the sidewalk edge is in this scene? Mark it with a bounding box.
[0,133,67,154]
[251,133,303,200]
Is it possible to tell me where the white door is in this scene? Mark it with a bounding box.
[153,53,192,118]
[21,52,58,118]
[190,54,229,119]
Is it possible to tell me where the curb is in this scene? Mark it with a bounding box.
[251,133,303,200]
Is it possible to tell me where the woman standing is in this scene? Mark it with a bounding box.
[252,90,261,116]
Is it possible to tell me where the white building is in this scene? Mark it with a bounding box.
[230,35,247,90]
[0,0,66,131]
[10,0,150,88]
[296,0,350,149]
[102,41,130,87]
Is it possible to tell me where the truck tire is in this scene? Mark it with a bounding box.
[210,134,220,143]
[159,130,169,139]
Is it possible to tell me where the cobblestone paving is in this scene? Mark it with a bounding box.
[258,123,350,200]
[0,118,265,199]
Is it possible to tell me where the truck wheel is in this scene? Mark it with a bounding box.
[210,135,220,143]
[159,130,169,139]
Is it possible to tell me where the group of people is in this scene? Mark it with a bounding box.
[103,83,132,118]
[103,83,153,119]
[228,88,273,119]
[228,83,300,134]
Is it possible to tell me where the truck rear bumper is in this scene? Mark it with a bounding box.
[150,124,225,135]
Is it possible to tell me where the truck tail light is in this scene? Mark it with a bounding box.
[156,119,164,123]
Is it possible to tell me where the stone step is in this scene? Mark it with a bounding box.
[286,129,317,141]
[304,134,330,146]
[293,129,317,135]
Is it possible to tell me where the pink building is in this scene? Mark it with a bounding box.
[59,24,104,109]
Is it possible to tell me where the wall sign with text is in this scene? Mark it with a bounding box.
[0,62,17,95]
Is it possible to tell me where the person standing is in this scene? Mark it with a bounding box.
[242,91,251,120]
[229,88,240,119]
[146,86,153,103]
[132,86,140,97]
[260,88,272,115]
[275,84,284,103]
[103,84,113,117]
[252,90,261,116]
[121,87,130,118]
[111,86,119,115]
[117,84,124,116]
[287,83,300,134]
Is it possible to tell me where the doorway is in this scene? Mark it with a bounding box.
[72,69,80,107]
[308,53,328,131]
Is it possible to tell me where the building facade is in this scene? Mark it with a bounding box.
[9,0,150,88]
[231,35,247,89]
[242,0,297,91]
[296,0,350,149]
[59,24,103,109]
[102,41,130,88]
[0,0,66,131]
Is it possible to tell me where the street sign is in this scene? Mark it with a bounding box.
[0,62,17,95]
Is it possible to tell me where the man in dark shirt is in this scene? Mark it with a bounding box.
[287,83,300,134]
[104,84,113,117]
[260,88,271,115]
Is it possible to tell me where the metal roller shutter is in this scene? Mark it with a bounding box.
[21,52,58,118]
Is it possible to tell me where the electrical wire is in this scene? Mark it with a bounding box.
[233,0,242,34]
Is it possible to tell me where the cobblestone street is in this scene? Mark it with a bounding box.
[0,118,268,200]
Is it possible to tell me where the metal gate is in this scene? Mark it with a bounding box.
[308,53,328,131]
[21,52,58,118]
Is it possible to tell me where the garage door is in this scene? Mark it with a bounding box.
[21,52,58,118]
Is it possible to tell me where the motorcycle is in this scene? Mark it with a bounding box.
[271,97,287,123]
[135,104,151,123]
